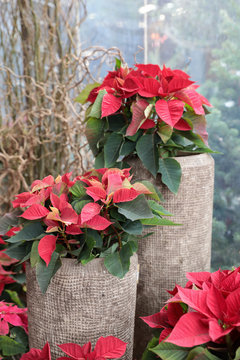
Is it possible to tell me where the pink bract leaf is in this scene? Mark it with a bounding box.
[175,88,205,115]
[65,225,83,235]
[101,94,122,118]
[167,312,211,347]
[140,311,167,328]
[126,99,149,136]
[38,235,57,266]
[177,286,212,318]
[86,186,107,202]
[81,203,101,223]
[20,342,51,360]
[135,63,161,77]
[106,172,123,194]
[167,302,185,327]
[226,287,240,320]
[58,343,85,359]
[138,78,160,97]
[20,204,49,220]
[206,285,227,320]
[173,118,192,131]
[113,188,139,203]
[12,192,34,208]
[94,336,127,359]
[208,319,233,342]
[85,215,112,231]
[140,118,156,130]
[0,319,9,335]
[155,99,184,127]
[186,271,211,288]
[159,328,172,343]
[60,207,78,225]
[168,77,194,93]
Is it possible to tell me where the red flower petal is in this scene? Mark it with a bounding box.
[20,342,51,360]
[20,204,49,220]
[60,207,78,225]
[140,311,167,328]
[167,77,194,93]
[113,188,139,203]
[101,94,122,118]
[175,88,205,115]
[65,225,83,235]
[140,118,156,130]
[81,203,101,223]
[86,186,107,202]
[85,215,112,231]
[94,336,127,359]
[138,78,160,97]
[155,99,184,127]
[38,235,57,266]
[126,99,149,136]
[135,63,161,77]
[167,312,211,347]
[57,343,84,358]
[173,118,192,131]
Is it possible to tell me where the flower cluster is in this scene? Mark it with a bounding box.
[20,336,127,360]
[87,63,211,138]
[142,268,240,359]
[4,168,171,292]
[0,301,28,336]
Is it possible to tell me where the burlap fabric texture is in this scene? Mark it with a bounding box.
[127,153,214,359]
[26,254,138,360]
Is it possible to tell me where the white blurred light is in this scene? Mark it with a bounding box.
[225,101,235,108]
[166,2,174,9]
[138,4,157,14]
[88,13,96,20]
[159,14,166,21]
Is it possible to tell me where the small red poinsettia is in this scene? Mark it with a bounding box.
[20,342,51,360]
[0,301,28,336]
[56,336,127,360]
[142,267,240,358]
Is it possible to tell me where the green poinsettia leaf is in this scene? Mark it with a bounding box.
[104,242,134,278]
[142,337,159,360]
[158,158,182,194]
[89,89,107,118]
[233,347,240,360]
[36,252,61,293]
[141,215,179,226]
[120,140,136,157]
[5,242,31,261]
[117,194,154,221]
[121,220,143,235]
[5,290,24,308]
[136,133,159,177]
[10,327,28,353]
[147,200,172,216]
[86,117,105,156]
[104,132,123,167]
[0,336,26,356]
[151,342,189,360]
[69,181,86,199]
[186,346,220,360]
[72,199,91,214]
[157,122,173,143]
[94,151,105,169]
[115,57,121,70]
[138,180,164,202]
[6,222,44,243]
[30,240,41,267]
[74,82,100,104]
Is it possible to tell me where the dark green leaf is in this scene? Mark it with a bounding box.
[36,252,61,293]
[142,337,159,360]
[158,158,182,194]
[117,194,154,221]
[86,117,105,156]
[136,133,159,177]
[86,229,103,248]
[69,181,86,199]
[121,220,143,235]
[104,242,134,278]
[72,199,91,214]
[110,208,126,221]
[74,82,100,104]
[157,122,173,143]
[95,152,105,169]
[99,243,119,258]
[30,240,40,267]
[120,140,136,157]
[187,347,220,360]
[0,336,26,356]
[104,133,123,167]
[10,327,28,352]
[148,200,172,216]
[5,242,31,261]
[151,342,189,360]
[108,113,126,131]
[6,222,44,243]
[89,89,107,118]
[11,273,26,284]
[0,211,20,236]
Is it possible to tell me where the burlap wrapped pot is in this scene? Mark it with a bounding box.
[26,254,138,360]
[127,153,214,359]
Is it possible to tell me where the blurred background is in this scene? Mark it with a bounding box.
[0,0,239,270]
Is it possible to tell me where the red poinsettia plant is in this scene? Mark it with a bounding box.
[20,336,127,360]
[76,60,214,194]
[0,301,28,358]
[2,167,174,293]
[141,267,240,360]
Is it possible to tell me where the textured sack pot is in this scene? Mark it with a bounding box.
[127,153,214,359]
[26,254,138,360]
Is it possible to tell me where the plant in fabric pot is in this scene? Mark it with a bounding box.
[141,267,240,360]
[75,59,216,357]
[2,168,174,360]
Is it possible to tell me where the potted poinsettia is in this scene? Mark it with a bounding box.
[2,168,173,360]
[76,60,215,354]
[20,336,127,360]
[141,267,240,360]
